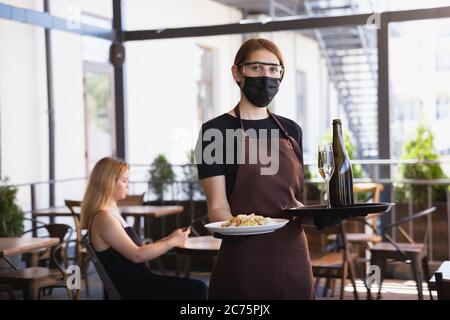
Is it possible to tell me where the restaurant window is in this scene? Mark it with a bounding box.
[392,97,422,122]
[436,27,450,71]
[195,45,214,123]
[83,62,115,175]
[296,70,308,152]
[436,94,450,119]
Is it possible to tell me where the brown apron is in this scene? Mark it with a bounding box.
[208,106,315,300]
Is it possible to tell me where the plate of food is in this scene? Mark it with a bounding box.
[205,213,289,236]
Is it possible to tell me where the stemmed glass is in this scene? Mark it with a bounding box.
[318,144,335,208]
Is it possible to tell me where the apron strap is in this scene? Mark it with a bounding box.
[233,104,303,164]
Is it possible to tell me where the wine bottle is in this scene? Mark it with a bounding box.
[329,119,354,207]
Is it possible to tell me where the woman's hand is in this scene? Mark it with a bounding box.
[292,199,315,226]
[165,227,191,248]
[294,199,304,208]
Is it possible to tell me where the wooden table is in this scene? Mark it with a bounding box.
[175,236,221,255]
[119,205,184,238]
[31,205,184,239]
[174,236,221,278]
[119,205,183,218]
[0,237,59,270]
[32,208,72,217]
[429,261,450,290]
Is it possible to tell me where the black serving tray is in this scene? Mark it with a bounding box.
[284,202,394,218]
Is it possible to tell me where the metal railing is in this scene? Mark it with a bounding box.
[3,159,450,260]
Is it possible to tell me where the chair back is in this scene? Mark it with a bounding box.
[383,207,436,244]
[82,236,121,300]
[65,200,84,265]
[305,223,352,259]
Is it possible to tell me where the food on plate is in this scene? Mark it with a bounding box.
[221,213,275,227]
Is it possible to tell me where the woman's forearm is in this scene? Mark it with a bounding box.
[208,206,232,222]
[133,239,173,263]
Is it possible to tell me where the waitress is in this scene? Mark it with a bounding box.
[196,38,315,299]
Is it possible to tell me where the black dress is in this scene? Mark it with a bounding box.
[93,223,207,300]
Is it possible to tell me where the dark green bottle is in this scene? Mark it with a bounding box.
[329,119,354,207]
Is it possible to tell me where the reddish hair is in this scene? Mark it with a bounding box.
[234,38,285,66]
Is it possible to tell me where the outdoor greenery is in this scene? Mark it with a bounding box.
[148,154,175,201]
[0,178,24,237]
[394,124,448,204]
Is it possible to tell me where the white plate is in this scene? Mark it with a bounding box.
[205,218,289,236]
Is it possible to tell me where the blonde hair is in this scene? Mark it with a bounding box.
[80,157,129,230]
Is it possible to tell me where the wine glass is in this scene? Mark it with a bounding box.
[318,144,335,208]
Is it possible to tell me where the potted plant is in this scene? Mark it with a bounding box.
[147,154,175,202]
[0,178,24,237]
[394,124,448,204]
[393,124,449,260]
[182,150,204,200]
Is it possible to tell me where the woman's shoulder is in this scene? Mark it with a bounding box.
[90,209,116,229]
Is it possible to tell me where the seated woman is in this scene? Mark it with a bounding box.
[80,157,207,300]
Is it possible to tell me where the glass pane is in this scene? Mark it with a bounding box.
[389,18,450,162]
[125,30,344,173]
[0,20,48,212]
[124,0,243,30]
[51,29,112,205]
[85,66,115,172]
[1,0,43,11]
[50,0,112,22]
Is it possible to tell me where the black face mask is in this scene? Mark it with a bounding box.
[238,76,280,108]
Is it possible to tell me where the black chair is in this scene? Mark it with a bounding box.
[22,219,71,269]
[306,223,360,300]
[369,207,436,300]
[0,224,78,300]
[82,236,121,300]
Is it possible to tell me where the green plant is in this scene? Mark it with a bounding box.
[182,150,204,200]
[394,124,448,204]
[0,178,24,237]
[148,154,175,201]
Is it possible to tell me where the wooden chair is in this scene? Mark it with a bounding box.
[0,224,79,300]
[434,272,450,300]
[369,207,436,300]
[82,236,121,300]
[328,183,384,249]
[306,223,359,299]
[22,219,71,268]
[64,200,91,297]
